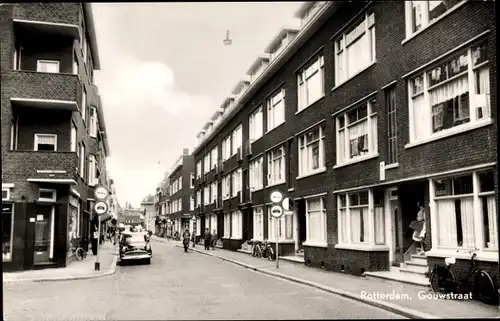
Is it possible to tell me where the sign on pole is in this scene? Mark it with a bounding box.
[270,191,283,203]
[94,186,109,200]
[282,197,292,211]
[270,205,283,218]
[94,201,109,215]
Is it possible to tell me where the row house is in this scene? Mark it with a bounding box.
[191,0,498,287]
[166,149,195,236]
[1,3,112,271]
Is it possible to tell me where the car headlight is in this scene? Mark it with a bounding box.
[145,243,151,251]
[122,246,127,252]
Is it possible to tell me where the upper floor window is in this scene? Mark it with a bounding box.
[336,97,378,165]
[204,186,210,205]
[231,125,243,155]
[222,174,231,200]
[267,145,286,186]
[37,60,59,73]
[88,155,97,186]
[211,146,218,170]
[211,181,218,204]
[335,10,375,85]
[231,168,242,198]
[267,89,285,132]
[408,41,490,144]
[81,88,87,122]
[204,152,211,174]
[405,1,465,38]
[190,173,194,188]
[196,161,202,178]
[190,196,195,211]
[71,122,77,152]
[222,135,231,161]
[385,85,398,165]
[196,190,202,207]
[89,106,97,137]
[297,55,325,111]
[79,143,85,179]
[298,125,325,176]
[249,157,264,191]
[34,134,57,151]
[249,107,263,142]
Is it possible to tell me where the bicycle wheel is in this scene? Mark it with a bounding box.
[268,247,275,261]
[430,265,458,294]
[474,269,499,305]
[75,248,85,261]
[262,247,269,259]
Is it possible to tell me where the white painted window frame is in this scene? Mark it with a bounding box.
[298,125,326,176]
[267,146,286,186]
[38,188,57,202]
[253,207,264,241]
[266,89,286,132]
[222,175,231,200]
[34,134,57,151]
[231,210,242,239]
[89,106,98,137]
[222,136,232,161]
[204,153,211,174]
[249,106,263,141]
[224,213,231,238]
[204,185,210,205]
[196,161,202,178]
[70,122,77,152]
[211,181,218,204]
[231,168,242,198]
[2,188,11,201]
[211,146,218,170]
[304,197,327,247]
[231,124,243,156]
[297,55,325,112]
[36,60,60,73]
[196,190,201,207]
[249,157,264,191]
[80,143,85,179]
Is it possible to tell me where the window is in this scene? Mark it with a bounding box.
[80,143,85,179]
[223,213,231,238]
[408,41,491,143]
[73,54,78,75]
[89,106,97,137]
[211,182,218,204]
[210,214,217,234]
[249,157,264,191]
[39,188,56,202]
[267,145,286,186]
[190,196,195,211]
[3,204,14,262]
[405,1,464,37]
[336,97,378,165]
[231,125,243,156]
[385,86,398,164]
[231,168,242,198]
[267,89,285,131]
[88,155,97,186]
[196,161,202,178]
[249,107,263,141]
[196,217,201,236]
[433,170,497,251]
[37,60,59,73]
[305,197,327,245]
[204,153,211,174]
[211,146,218,170]
[268,205,285,242]
[335,11,375,84]
[222,136,231,161]
[222,175,231,200]
[34,134,57,151]
[298,125,325,176]
[2,188,11,201]
[253,207,264,241]
[231,210,242,239]
[204,186,210,205]
[190,173,194,188]
[81,88,87,122]
[298,55,325,111]
[71,122,77,152]
[178,198,182,211]
[10,118,15,150]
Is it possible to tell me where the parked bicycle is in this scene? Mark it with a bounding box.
[75,238,89,261]
[429,248,498,305]
[252,240,274,261]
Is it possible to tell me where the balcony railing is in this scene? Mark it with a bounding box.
[6,151,78,182]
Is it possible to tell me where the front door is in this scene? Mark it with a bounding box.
[33,205,53,264]
[389,191,402,266]
[297,200,306,251]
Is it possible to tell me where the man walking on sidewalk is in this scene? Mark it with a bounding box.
[203,228,211,250]
[211,229,217,250]
[182,228,191,253]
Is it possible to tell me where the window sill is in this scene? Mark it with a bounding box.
[405,119,493,149]
[331,61,376,93]
[425,249,498,263]
[333,153,379,169]
[295,95,325,116]
[230,237,243,240]
[265,121,285,135]
[296,168,327,180]
[401,1,469,46]
[268,240,295,244]
[335,243,389,251]
[303,241,328,248]
[266,181,286,188]
[384,163,399,170]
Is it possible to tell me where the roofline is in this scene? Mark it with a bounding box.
[246,55,271,75]
[294,1,315,19]
[231,80,251,95]
[82,3,101,70]
[193,1,340,156]
[264,26,300,54]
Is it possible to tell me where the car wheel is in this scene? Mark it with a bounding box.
[144,258,151,265]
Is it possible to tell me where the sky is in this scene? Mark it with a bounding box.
[92,2,303,208]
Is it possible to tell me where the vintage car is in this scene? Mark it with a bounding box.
[119,232,152,264]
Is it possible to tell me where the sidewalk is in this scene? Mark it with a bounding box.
[152,237,499,319]
[3,242,118,284]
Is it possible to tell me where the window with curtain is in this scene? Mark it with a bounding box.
[373,190,385,245]
[409,41,490,143]
[35,134,57,151]
[211,182,218,204]
[204,186,210,205]
[89,106,97,137]
[37,60,60,73]
[211,146,218,170]
[337,194,348,244]
[348,191,369,244]
[306,197,326,244]
[267,145,286,185]
[249,157,263,191]
[196,190,201,207]
[196,217,201,236]
[205,215,210,231]
[210,214,217,234]
[222,175,231,199]
[478,170,497,251]
[297,55,325,111]
[71,122,77,152]
[249,107,263,141]
[196,161,202,178]
[231,125,242,155]
[222,136,231,161]
[231,168,242,198]
[80,144,85,179]
[298,125,325,175]
[253,207,264,241]
[204,153,211,174]
[267,206,285,242]
[231,211,242,239]
[224,213,231,238]
[190,196,194,211]
[267,89,285,131]
[385,85,398,164]
[405,1,464,37]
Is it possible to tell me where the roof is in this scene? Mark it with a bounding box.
[246,55,270,75]
[210,110,222,121]
[231,80,250,95]
[264,27,300,54]
[82,4,101,70]
[220,97,235,109]
[294,1,316,19]
[203,121,214,130]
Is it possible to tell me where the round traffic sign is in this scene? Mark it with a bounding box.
[270,191,283,203]
[94,201,109,215]
[270,205,283,218]
[94,186,109,200]
[282,197,292,211]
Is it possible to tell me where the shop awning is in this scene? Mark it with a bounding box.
[99,212,112,222]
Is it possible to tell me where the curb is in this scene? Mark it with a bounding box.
[3,248,118,284]
[173,244,439,319]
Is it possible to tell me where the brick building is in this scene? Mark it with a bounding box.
[192,0,498,287]
[1,3,112,271]
[166,149,195,237]
[118,209,143,226]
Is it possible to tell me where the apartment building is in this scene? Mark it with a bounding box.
[153,173,170,235]
[192,0,498,286]
[1,3,112,271]
[140,195,155,231]
[167,149,195,235]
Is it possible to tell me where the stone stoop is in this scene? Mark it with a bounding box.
[364,254,430,288]
[279,255,305,265]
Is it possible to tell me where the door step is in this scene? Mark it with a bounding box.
[279,255,305,264]
[365,267,430,288]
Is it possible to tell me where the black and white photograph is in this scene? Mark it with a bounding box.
[1,1,499,320]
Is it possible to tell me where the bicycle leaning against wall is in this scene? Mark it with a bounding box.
[429,248,498,305]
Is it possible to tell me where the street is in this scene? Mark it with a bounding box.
[4,239,406,320]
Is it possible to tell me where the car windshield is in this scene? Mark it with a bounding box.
[124,233,146,244]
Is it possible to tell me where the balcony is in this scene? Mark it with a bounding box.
[6,71,81,111]
[6,151,78,184]
[12,3,81,39]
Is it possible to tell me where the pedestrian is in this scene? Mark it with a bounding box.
[191,229,196,247]
[211,229,217,250]
[182,228,190,253]
[91,226,98,255]
[203,228,211,250]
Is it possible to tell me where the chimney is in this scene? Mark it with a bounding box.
[183,148,189,155]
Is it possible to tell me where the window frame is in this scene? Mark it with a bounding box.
[231,210,243,239]
[2,203,14,262]
[231,124,243,156]
[88,154,97,186]
[253,207,264,241]
[297,55,325,112]
[222,135,232,161]
[211,146,218,170]
[211,181,218,204]
[38,188,57,202]
[385,85,398,165]
[223,213,231,238]
[222,174,231,200]
[89,106,98,137]
[304,197,327,246]
[204,152,211,174]
[2,188,11,201]
[231,168,242,198]
[249,106,263,142]
[266,89,286,132]
[249,156,264,191]
[196,161,202,178]
[267,145,286,186]
[70,122,77,152]
[79,143,85,179]
[298,125,326,176]
[36,60,60,73]
[34,133,57,152]
[204,185,211,205]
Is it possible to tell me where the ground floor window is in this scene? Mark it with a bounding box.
[432,170,497,251]
[210,214,217,234]
[196,217,201,236]
[204,216,209,233]
[305,197,327,246]
[68,205,78,256]
[253,207,264,241]
[231,210,242,239]
[223,213,231,238]
[2,204,13,262]
[267,205,293,242]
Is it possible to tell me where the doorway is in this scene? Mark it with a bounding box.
[398,181,428,254]
[297,199,306,252]
[387,188,403,266]
[33,205,54,264]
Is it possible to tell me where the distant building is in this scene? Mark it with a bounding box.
[119,208,144,226]
[140,195,155,231]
